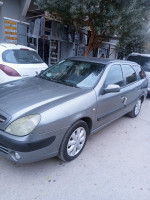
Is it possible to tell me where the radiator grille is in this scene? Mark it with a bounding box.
[0,144,8,154]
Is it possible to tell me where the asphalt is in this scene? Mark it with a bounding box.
[0,99,150,200]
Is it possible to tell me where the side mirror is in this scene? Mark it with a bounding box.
[36,70,44,77]
[104,84,120,93]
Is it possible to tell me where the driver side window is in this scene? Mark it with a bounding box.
[105,64,124,87]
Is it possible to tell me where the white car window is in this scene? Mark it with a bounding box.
[2,49,44,64]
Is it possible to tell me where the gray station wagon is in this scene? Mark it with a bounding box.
[0,57,148,163]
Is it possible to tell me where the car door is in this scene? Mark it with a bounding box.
[120,64,142,112]
[95,64,126,130]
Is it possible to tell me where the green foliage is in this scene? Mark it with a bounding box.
[116,0,150,55]
[35,0,150,54]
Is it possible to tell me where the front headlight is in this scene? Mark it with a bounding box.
[5,115,41,136]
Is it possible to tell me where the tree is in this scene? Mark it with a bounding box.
[35,0,150,56]
[116,0,150,57]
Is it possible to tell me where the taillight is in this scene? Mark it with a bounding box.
[0,64,21,77]
[139,70,146,79]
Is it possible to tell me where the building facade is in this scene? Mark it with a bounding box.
[0,0,30,45]
[0,0,118,66]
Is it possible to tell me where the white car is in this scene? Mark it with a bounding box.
[0,43,48,84]
[127,52,150,97]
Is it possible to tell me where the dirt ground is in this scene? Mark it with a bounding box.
[0,99,150,200]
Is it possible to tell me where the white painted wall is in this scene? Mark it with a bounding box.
[0,0,30,43]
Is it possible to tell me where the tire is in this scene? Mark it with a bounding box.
[58,120,89,161]
[147,93,150,98]
[128,98,142,118]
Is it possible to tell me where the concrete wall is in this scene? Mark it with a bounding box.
[0,0,29,44]
[109,39,118,59]
[0,0,21,42]
[1,0,21,20]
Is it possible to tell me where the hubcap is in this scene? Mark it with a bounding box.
[135,99,141,116]
[67,127,86,157]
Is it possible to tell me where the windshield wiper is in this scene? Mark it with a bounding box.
[38,75,79,88]
[48,78,79,88]
[58,80,79,88]
[38,74,50,81]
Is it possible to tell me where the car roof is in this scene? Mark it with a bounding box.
[68,56,135,65]
[0,43,36,51]
[128,52,150,57]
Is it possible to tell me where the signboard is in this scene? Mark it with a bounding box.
[4,20,17,43]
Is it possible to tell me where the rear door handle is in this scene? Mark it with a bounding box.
[136,86,141,92]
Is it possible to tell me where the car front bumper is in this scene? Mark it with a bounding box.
[0,128,67,163]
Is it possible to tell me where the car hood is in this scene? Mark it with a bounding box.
[0,77,89,117]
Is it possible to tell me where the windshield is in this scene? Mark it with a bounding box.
[127,55,150,72]
[39,59,105,89]
[2,49,44,64]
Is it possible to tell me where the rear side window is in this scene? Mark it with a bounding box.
[104,64,124,87]
[132,64,146,79]
[122,64,137,85]
[127,55,150,72]
[2,49,44,64]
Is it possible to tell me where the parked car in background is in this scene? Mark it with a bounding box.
[127,53,150,96]
[0,43,48,84]
[0,57,148,163]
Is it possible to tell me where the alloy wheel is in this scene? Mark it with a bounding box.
[67,127,86,157]
[135,99,141,116]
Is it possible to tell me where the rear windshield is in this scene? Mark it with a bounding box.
[2,49,44,64]
[127,55,150,72]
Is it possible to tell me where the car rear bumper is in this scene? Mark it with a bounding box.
[0,70,22,84]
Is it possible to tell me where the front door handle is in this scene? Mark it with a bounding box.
[121,97,127,105]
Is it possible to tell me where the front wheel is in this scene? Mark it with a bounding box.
[128,98,142,118]
[58,120,89,161]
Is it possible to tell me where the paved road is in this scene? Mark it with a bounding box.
[0,99,150,200]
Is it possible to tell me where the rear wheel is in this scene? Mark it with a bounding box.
[128,98,142,118]
[58,120,88,161]
[147,92,150,98]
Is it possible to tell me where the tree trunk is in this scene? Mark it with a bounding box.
[84,32,102,56]
[84,20,102,56]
